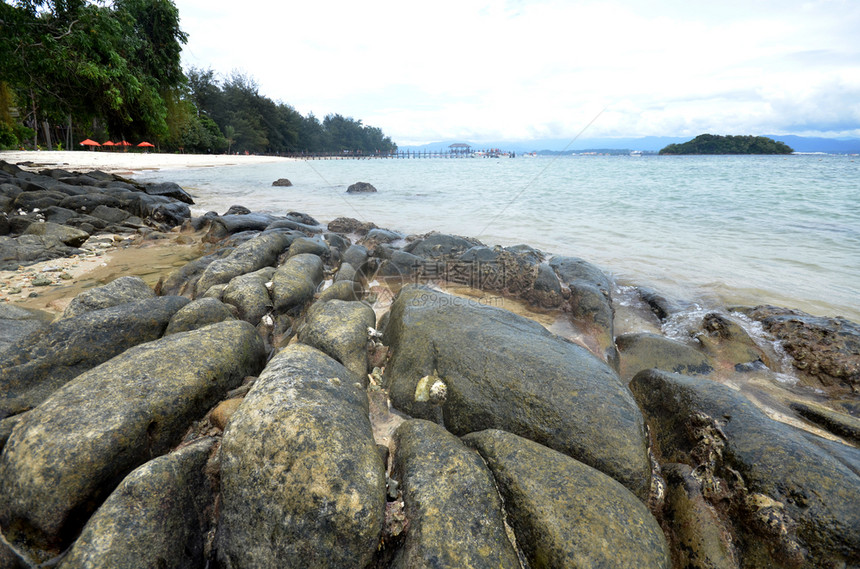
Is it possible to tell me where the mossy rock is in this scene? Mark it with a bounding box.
[164,297,237,335]
[297,300,375,380]
[384,285,651,499]
[463,429,670,569]
[217,343,385,568]
[390,419,520,569]
[62,275,155,319]
[57,438,217,569]
[616,332,714,380]
[0,320,265,560]
[221,266,275,325]
[270,253,323,313]
[196,231,288,296]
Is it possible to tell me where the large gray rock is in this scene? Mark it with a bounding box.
[196,231,289,296]
[0,305,54,358]
[391,420,520,569]
[630,369,860,568]
[57,438,217,569]
[0,234,83,269]
[0,320,265,560]
[383,285,651,498]
[22,222,89,247]
[62,275,156,319]
[217,343,385,569]
[298,300,376,381]
[464,429,670,569]
[550,255,618,367]
[164,298,237,335]
[270,253,324,313]
[0,296,190,418]
[158,247,235,297]
[403,232,483,259]
[221,267,275,325]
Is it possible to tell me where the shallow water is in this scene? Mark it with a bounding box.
[140,154,860,322]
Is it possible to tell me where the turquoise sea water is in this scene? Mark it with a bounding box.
[140,155,860,322]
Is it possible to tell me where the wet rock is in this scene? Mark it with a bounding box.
[616,332,715,380]
[221,267,275,325]
[789,400,860,444]
[143,181,194,204]
[335,261,357,283]
[346,181,377,193]
[287,236,329,259]
[327,216,377,235]
[62,275,155,319]
[390,420,520,569]
[57,438,216,569]
[661,463,739,569]
[464,429,670,569]
[316,279,362,302]
[342,243,369,269]
[550,255,618,367]
[0,320,265,559]
[384,285,651,498]
[202,213,279,241]
[264,218,323,233]
[196,231,289,296]
[0,296,190,418]
[630,369,860,568]
[638,286,692,320]
[742,305,860,393]
[298,300,376,380]
[285,211,320,226]
[217,344,385,569]
[12,189,67,211]
[164,298,237,335]
[150,201,191,228]
[271,253,324,313]
[696,312,771,370]
[58,193,125,212]
[364,227,403,244]
[158,247,235,298]
[272,178,292,187]
[403,232,483,259]
[89,205,130,224]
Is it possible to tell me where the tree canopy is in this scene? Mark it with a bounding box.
[0,0,397,154]
[659,134,793,155]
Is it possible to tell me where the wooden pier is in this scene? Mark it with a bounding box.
[283,146,516,160]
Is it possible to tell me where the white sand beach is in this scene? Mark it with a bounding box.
[0,150,292,174]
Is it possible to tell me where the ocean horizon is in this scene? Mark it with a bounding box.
[139,154,860,323]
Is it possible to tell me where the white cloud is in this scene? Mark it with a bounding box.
[174,0,860,143]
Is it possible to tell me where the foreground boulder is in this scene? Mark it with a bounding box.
[270,253,324,313]
[391,420,521,569]
[463,429,670,569]
[0,321,265,561]
[217,343,385,568]
[0,296,190,418]
[630,369,860,568]
[383,285,651,498]
[57,438,217,569]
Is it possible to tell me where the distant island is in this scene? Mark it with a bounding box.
[659,134,794,155]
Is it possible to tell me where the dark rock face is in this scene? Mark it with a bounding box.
[164,298,237,335]
[57,438,217,569]
[630,369,860,569]
[272,178,292,187]
[0,234,84,269]
[403,232,483,259]
[143,181,194,204]
[0,296,190,418]
[391,420,521,569]
[0,321,266,560]
[217,344,386,569]
[327,216,378,235]
[384,285,651,498]
[463,429,670,569]
[0,305,54,358]
[346,181,377,193]
[742,305,860,393]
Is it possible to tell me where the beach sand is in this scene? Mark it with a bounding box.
[0,150,292,175]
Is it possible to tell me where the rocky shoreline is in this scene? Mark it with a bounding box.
[1,159,858,569]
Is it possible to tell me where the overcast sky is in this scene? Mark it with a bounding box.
[174,0,860,145]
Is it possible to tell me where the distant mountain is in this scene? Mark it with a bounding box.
[398,135,860,154]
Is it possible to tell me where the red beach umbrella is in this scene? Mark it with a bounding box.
[137,141,154,147]
[102,141,115,146]
[79,139,101,147]
[116,140,132,146]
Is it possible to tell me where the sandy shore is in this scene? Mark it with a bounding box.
[0,150,292,174]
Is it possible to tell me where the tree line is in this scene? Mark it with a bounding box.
[0,0,397,154]
[659,134,793,155]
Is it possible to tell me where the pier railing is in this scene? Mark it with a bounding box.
[283,149,516,160]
